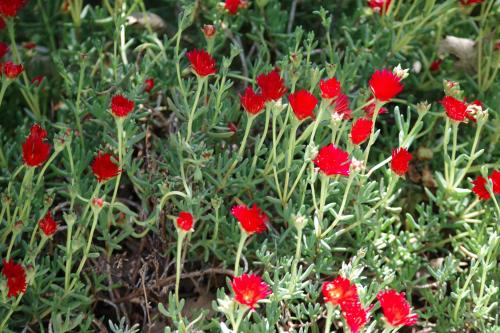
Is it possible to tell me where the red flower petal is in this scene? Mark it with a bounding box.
[1,259,27,298]
[256,69,287,101]
[176,212,194,231]
[391,147,412,176]
[441,96,468,122]
[39,212,57,237]
[2,61,24,79]
[313,144,351,177]
[377,290,418,327]
[144,78,155,93]
[90,152,121,182]
[368,0,392,14]
[341,301,370,333]
[224,0,241,14]
[240,87,266,115]
[319,78,341,99]
[231,273,271,309]
[0,0,28,17]
[22,124,51,167]
[289,90,318,121]
[332,93,353,120]
[186,49,217,77]
[471,176,490,200]
[322,276,359,306]
[231,204,268,234]
[111,94,135,117]
[0,42,9,58]
[369,69,403,102]
[350,118,373,145]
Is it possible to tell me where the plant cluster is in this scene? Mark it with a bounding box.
[0,0,498,332]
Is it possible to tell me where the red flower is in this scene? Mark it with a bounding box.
[3,61,24,79]
[491,171,500,194]
[186,49,217,77]
[144,78,154,93]
[319,78,341,99]
[39,212,57,237]
[430,59,443,72]
[364,97,388,117]
[224,0,241,14]
[256,69,287,101]
[1,259,27,298]
[350,118,373,145]
[0,0,27,17]
[202,24,216,38]
[23,41,36,50]
[460,0,483,5]
[0,42,9,58]
[472,171,500,200]
[471,176,490,200]
[91,152,121,182]
[176,212,194,231]
[377,290,418,327]
[240,87,266,115]
[313,144,350,177]
[111,94,135,117]
[391,147,412,176]
[368,0,392,14]
[231,204,268,234]
[322,276,359,306]
[341,302,370,333]
[31,75,45,87]
[228,122,238,133]
[369,69,403,102]
[22,124,51,167]
[289,90,318,121]
[332,93,353,120]
[231,273,271,309]
[441,96,468,122]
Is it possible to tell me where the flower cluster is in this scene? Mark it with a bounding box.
[322,276,418,332]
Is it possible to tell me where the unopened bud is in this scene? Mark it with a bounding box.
[202,24,216,39]
[393,64,409,80]
[350,158,364,173]
[292,214,308,231]
[305,143,319,163]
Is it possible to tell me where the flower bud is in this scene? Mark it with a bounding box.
[416,101,431,116]
[393,64,409,80]
[292,214,308,231]
[305,143,319,162]
[63,212,77,227]
[350,157,364,173]
[202,24,216,39]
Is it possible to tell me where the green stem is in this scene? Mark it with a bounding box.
[108,117,124,232]
[283,122,299,204]
[321,172,355,238]
[317,175,329,228]
[324,303,334,333]
[448,122,459,189]
[185,77,204,143]
[289,227,303,291]
[362,102,382,170]
[443,118,451,184]
[234,231,248,277]
[453,122,483,188]
[64,222,74,292]
[0,80,10,109]
[175,231,186,305]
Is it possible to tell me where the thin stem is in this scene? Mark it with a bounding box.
[448,122,459,188]
[175,231,186,305]
[324,303,334,333]
[453,122,483,187]
[234,231,248,277]
[289,227,303,291]
[64,222,74,292]
[185,77,204,143]
[321,172,355,238]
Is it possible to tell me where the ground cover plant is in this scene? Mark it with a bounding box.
[0,0,499,332]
